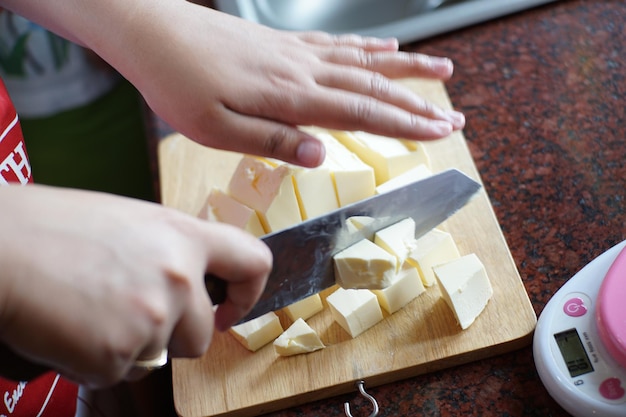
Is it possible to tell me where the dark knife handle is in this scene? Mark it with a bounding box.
[205,274,227,305]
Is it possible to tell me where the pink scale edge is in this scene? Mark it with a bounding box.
[596,246,626,369]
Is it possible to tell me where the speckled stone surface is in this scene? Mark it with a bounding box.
[258,1,626,416]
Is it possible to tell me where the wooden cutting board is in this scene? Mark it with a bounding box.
[159,79,537,417]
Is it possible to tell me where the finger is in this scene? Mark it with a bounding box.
[199,223,272,330]
[316,66,465,129]
[298,31,399,52]
[322,48,454,80]
[195,107,327,167]
[283,86,455,141]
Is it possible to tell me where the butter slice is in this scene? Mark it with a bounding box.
[371,262,425,314]
[283,293,324,321]
[331,131,430,185]
[326,287,383,338]
[375,164,433,195]
[306,129,376,206]
[288,164,338,220]
[228,156,301,233]
[273,318,325,356]
[374,218,416,270]
[407,228,460,287]
[334,239,397,289]
[229,311,283,352]
[433,254,493,329]
[199,188,265,237]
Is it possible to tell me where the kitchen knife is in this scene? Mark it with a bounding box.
[205,168,481,323]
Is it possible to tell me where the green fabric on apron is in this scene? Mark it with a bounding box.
[20,79,156,201]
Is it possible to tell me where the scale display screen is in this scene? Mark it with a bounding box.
[554,328,594,378]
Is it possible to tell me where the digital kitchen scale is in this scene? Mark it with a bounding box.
[534,240,626,417]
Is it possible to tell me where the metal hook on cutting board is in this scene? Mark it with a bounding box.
[344,380,379,417]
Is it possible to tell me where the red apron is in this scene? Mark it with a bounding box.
[0,79,78,416]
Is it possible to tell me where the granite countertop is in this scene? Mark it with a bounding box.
[261,1,625,416]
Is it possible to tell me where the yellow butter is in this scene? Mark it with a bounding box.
[371,262,425,314]
[228,156,302,233]
[433,254,493,330]
[334,238,397,289]
[374,217,417,270]
[407,228,460,287]
[273,318,325,356]
[331,131,430,185]
[198,188,265,237]
[228,311,284,352]
[283,293,324,322]
[326,287,383,338]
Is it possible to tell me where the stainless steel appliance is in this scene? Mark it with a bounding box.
[214,0,559,44]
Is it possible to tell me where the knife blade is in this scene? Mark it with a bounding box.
[205,168,481,323]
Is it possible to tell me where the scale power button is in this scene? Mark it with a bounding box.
[563,297,588,318]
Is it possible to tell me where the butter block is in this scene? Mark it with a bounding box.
[288,163,338,220]
[273,318,325,356]
[228,156,302,233]
[407,228,460,287]
[283,293,324,321]
[371,262,425,314]
[331,130,430,185]
[199,188,265,237]
[374,217,417,270]
[433,254,493,329]
[375,164,433,195]
[334,238,397,289]
[305,129,376,206]
[326,287,383,338]
[229,311,283,352]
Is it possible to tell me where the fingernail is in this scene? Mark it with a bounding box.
[447,110,465,129]
[296,137,325,167]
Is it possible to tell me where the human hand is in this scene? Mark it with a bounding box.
[0,185,271,387]
[74,0,463,167]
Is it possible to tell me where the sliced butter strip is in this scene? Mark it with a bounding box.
[227,156,301,233]
[304,128,376,206]
[273,318,325,356]
[371,262,425,314]
[374,217,417,270]
[407,228,460,287]
[375,164,433,195]
[326,287,383,338]
[331,130,430,185]
[199,188,265,237]
[334,238,397,289]
[433,254,493,330]
[283,293,324,322]
[229,311,283,352]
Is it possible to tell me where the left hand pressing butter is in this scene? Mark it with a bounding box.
[2,0,465,168]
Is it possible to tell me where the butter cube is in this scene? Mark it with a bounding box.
[371,262,425,314]
[228,156,302,233]
[199,188,265,237]
[334,238,397,289]
[331,131,430,185]
[375,164,433,195]
[407,228,460,287]
[283,293,324,321]
[374,217,417,270]
[433,254,493,329]
[273,318,325,356]
[229,311,283,352]
[326,287,383,338]
[305,129,376,206]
